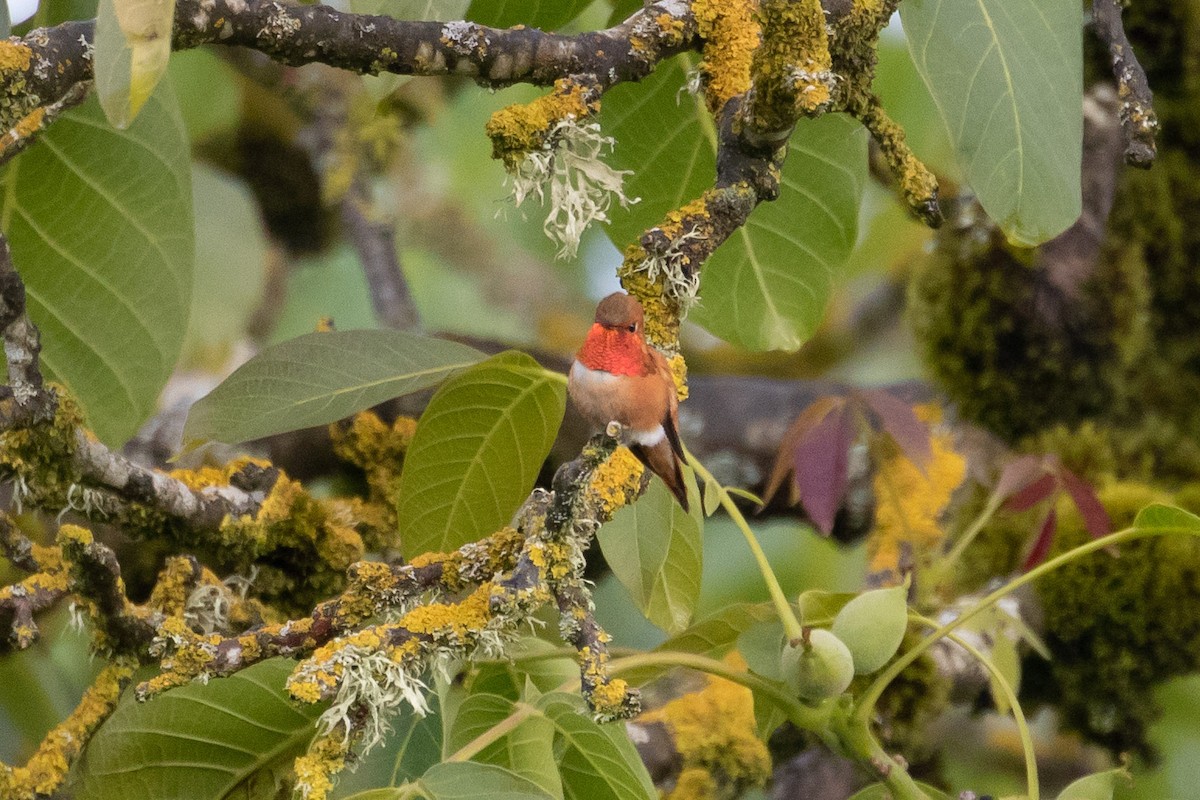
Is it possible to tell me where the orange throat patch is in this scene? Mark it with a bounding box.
[576,325,647,377]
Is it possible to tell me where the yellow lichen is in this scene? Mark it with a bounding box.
[868,405,967,576]
[0,41,32,73]
[486,78,597,169]
[169,456,272,492]
[667,354,690,401]
[1,661,132,800]
[590,676,632,715]
[293,730,352,800]
[692,0,758,112]
[637,656,771,799]
[619,193,715,348]
[0,389,85,511]
[400,583,492,638]
[586,446,645,518]
[148,556,201,616]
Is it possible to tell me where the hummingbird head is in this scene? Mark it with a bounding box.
[576,292,651,376]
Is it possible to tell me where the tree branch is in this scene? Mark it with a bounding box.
[1091,0,1158,167]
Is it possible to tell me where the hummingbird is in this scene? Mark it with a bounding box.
[568,292,690,510]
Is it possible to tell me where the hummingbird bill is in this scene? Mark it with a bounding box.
[568,292,690,510]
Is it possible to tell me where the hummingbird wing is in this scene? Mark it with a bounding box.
[630,347,689,510]
[630,432,690,512]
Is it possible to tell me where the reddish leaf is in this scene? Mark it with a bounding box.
[794,403,856,535]
[1005,472,1058,512]
[1022,507,1058,571]
[761,395,843,507]
[859,389,932,473]
[995,454,1048,501]
[1060,468,1112,539]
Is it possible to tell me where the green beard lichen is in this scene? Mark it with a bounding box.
[907,208,1150,441]
[959,481,1200,756]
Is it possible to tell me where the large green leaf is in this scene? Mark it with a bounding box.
[597,478,702,634]
[72,659,322,800]
[602,56,867,351]
[183,330,485,445]
[347,762,555,800]
[690,115,867,350]
[93,0,176,127]
[537,694,655,800]
[396,351,565,559]
[444,693,561,799]
[900,0,1082,246]
[0,84,192,445]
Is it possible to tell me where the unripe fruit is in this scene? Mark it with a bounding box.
[780,629,855,702]
[831,583,909,675]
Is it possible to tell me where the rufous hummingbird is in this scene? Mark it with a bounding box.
[568,292,690,510]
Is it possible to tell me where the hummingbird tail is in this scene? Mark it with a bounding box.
[631,441,690,512]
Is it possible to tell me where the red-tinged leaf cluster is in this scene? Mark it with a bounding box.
[763,390,934,535]
[994,455,1113,570]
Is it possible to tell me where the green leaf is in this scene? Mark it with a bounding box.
[93,0,176,127]
[900,0,1083,246]
[183,330,486,445]
[658,601,778,661]
[420,762,556,800]
[830,583,909,675]
[796,589,855,627]
[331,702,442,797]
[467,0,584,29]
[350,762,555,800]
[466,638,579,699]
[846,781,950,800]
[183,164,267,370]
[73,660,322,800]
[737,618,785,682]
[691,113,867,350]
[603,56,868,351]
[396,351,566,558]
[1056,767,1131,800]
[597,478,702,634]
[1133,502,1200,532]
[1,85,192,445]
[536,694,656,800]
[444,693,561,799]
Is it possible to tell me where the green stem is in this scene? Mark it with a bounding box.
[933,486,1006,582]
[605,650,831,731]
[909,612,1039,800]
[686,452,804,640]
[445,701,539,762]
[856,523,1187,723]
[832,704,929,800]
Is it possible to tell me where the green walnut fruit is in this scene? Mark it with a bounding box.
[781,629,855,702]
[831,583,909,675]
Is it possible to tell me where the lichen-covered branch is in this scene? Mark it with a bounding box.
[0,0,699,140]
[0,515,67,652]
[0,661,134,800]
[0,233,55,429]
[1091,0,1158,167]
